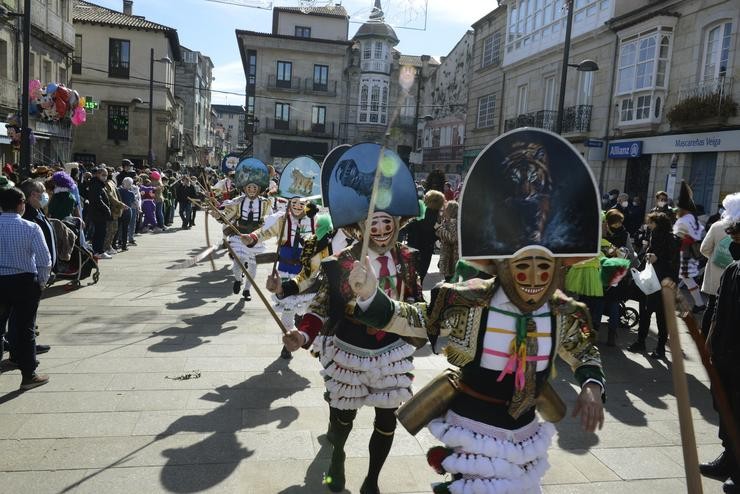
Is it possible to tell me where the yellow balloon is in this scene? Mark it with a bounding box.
[79,96,86,107]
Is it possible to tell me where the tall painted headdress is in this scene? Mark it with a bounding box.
[459,128,601,259]
[278,155,321,199]
[321,144,351,208]
[233,157,269,190]
[326,142,419,228]
[221,152,241,174]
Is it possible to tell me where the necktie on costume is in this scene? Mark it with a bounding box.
[377,255,392,296]
[293,219,302,249]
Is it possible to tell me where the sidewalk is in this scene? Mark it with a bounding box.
[0,221,725,493]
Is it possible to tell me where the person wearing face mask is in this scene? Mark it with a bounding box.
[703,220,740,493]
[625,196,645,237]
[614,193,630,216]
[650,190,676,223]
[601,209,637,346]
[87,167,113,258]
[605,188,620,211]
[19,180,57,274]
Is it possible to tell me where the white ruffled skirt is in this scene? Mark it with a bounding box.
[313,335,415,410]
[428,411,556,494]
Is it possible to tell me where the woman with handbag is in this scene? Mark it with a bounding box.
[627,212,680,358]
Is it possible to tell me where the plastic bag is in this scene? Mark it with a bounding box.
[631,262,661,295]
[712,236,734,270]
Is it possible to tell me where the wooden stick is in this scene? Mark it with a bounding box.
[203,198,287,335]
[224,239,288,335]
[271,213,287,274]
[661,280,703,494]
[197,170,217,271]
[677,298,740,470]
[359,146,386,261]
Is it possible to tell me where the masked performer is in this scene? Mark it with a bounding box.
[266,213,355,300]
[673,181,707,312]
[312,131,606,494]
[281,144,422,494]
[216,158,270,301]
[243,195,317,357]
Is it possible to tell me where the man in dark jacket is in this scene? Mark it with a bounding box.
[175,175,197,229]
[87,168,112,257]
[702,221,740,493]
[115,159,137,186]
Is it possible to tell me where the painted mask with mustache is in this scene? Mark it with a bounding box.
[495,248,561,312]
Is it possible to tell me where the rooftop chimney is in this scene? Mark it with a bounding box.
[123,0,133,15]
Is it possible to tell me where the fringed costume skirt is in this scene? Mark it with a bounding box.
[428,410,556,494]
[313,335,415,410]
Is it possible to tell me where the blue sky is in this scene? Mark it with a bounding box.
[89,0,496,104]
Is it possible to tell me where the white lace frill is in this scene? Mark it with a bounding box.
[313,335,415,410]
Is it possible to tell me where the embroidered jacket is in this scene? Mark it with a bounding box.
[356,273,605,428]
[298,241,424,351]
[219,194,271,235]
[280,230,353,298]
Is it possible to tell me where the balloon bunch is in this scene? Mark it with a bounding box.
[29,79,87,126]
[5,113,36,149]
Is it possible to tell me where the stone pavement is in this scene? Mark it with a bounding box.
[0,220,726,493]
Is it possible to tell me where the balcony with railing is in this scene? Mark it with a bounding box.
[361,60,391,74]
[263,117,335,137]
[669,77,737,127]
[0,76,18,109]
[267,75,301,93]
[423,145,464,163]
[303,79,338,96]
[30,0,74,49]
[504,105,592,134]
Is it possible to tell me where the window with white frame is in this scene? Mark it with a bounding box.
[358,77,389,124]
[543,75,556,110]
[477,94,496,128]
[506,0,611,53]
[576,70,594,106]
[516,84,528,115]
[363,42,371,60]
[616,26,672,124]
[481,31,502,68]
[702,21,733,82]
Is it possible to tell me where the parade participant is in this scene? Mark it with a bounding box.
[216,158,270,301]
[265,213,356,301]
[673,181,706,312]
[244,156,322,359]
[213,170,237,202]
[332,130,606,494]
[281,144,423,494]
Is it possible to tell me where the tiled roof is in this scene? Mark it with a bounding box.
[73,0,174,32]
[274,5,348,18]
[398,54,439,67]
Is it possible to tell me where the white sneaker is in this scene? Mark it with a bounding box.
[96,253,112,259]
[105,248,118,255]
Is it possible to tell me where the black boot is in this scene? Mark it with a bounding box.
[725,478,740,493]
[361,427,395,494]
[232,280,241,295]
[242,289,251,301]
[701,451,732,481]
[325,411,354,493]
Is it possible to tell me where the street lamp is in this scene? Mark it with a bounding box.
[148,48,172,165]
[554,2,600,134]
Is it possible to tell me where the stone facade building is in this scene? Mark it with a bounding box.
[70,0,181,167]
[175,46,214,167]
[417,30,473,183]
[236,1,434,169]
[212,103,246,153]
[0,0,76,165]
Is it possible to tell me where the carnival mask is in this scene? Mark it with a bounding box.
[245,183,260,199]
[496,248,561,312]
[289,197,307,218]
[367,211,397,254]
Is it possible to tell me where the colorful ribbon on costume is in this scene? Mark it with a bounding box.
[488,307,550,391]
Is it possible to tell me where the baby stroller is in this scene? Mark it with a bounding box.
[54,217,100,287]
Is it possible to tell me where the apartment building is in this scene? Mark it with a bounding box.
[70,0,181,167]
[605,0,739,212]
[0,0,75,164]
[236,5,351,169]
[212,103,247,153]
[175,46,214,167]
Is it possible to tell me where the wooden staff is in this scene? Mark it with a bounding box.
[198,170,217,271]
[201,196,288,335]
[271,212,287,274]
[661,279,703,493]
[677,293,740,471]
[359,146,386,261]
